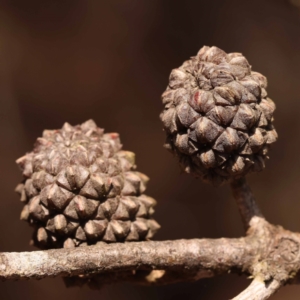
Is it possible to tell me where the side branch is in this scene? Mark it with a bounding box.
[0,238,254,282]
[232,278,281,300]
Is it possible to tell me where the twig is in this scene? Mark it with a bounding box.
[231,277,282,300]
[230,177,264,231]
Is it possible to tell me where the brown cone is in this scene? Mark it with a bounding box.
[160,46,278,185]
[16,120,160,249]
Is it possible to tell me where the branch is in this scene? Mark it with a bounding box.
[232,278,282,300]
[0,238,254,282]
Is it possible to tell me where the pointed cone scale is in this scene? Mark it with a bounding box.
[74,165,90,189]
[102,223,117,242]
[54,214,68,234]
[120,197,139,216]
[28,196,49,221]
[138,195,157,208]
[100,198,119,219]
[90,174,106,197]
[133,218,149,239]
[45,218,55,233]
[200,150,216,169]
[79,179,99,199]
[195,117,224,144]
[56,171,72,191]
[136,203,148,218]
[66,221,79,234]
[63,200,79,220]
[74,195,99,219]
[64,238,76,248]
[36,227,49,245]
[146,220,161,239]
[20,205,30,221]
[112,202,130,220]
[41,183,74,211]
[75,226,87,241]
[110,220,130,240]
[94,204,106,220]
[84,220,108,240]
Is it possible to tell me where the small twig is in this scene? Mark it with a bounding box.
[230,177,264,231]
[231,277,282,300]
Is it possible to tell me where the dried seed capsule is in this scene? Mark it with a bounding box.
[15,120,159,249]
[161,46,277,183]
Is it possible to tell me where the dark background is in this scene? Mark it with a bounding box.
[0,0,300,299]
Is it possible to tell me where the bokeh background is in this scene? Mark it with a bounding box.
[0,0,300,299]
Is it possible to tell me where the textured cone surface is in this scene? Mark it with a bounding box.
[16,120,160,249]
[160,46,278,184]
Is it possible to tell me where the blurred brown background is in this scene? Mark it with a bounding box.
[0,0,300,299]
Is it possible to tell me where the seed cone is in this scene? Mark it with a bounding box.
[16,120,160,249]
[160,46,278,185]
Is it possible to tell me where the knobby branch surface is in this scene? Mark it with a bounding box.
[1,177,300,300]
[230,178,300,299]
